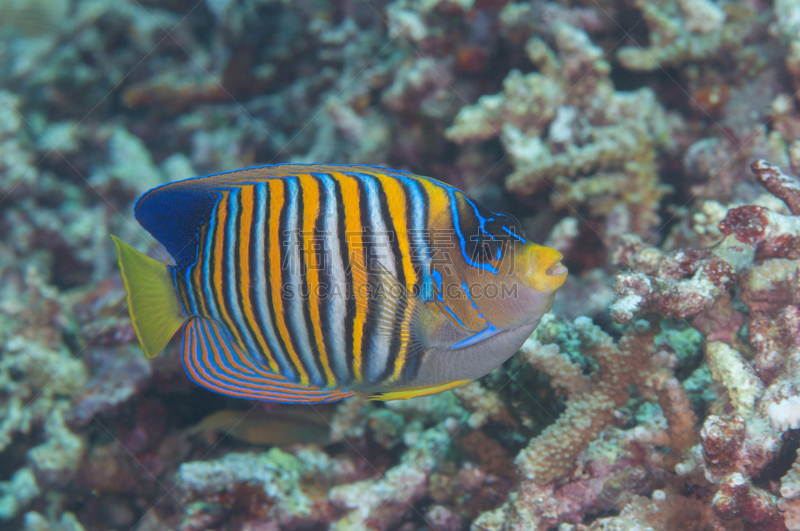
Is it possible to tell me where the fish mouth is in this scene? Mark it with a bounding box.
[546,262,568,277]
[529,246,568,292]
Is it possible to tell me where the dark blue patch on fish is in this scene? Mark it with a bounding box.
[135,186,218,267]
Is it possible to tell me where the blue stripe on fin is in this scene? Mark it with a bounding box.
[442,304,470,330]
[451,323,502,350]
[501,225,526,242]
[181,317,356,403]
[432,270,443,302]
[448,190,498,274]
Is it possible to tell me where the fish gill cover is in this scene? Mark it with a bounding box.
[0,0,799,530]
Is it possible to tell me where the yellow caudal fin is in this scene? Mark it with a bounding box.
[111,235,187,358]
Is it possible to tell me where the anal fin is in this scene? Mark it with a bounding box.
[366,380,471,401]
[183,317,356,404]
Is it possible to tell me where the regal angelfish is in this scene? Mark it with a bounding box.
[112,164,567,402]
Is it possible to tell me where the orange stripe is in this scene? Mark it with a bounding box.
[238,186,280,373]
[184,319,355,402]
[417,178,451,228]
[206,324,307,394]
[333,172,367,382]
[193,320,306,399]
[298,174,336,386]
[267,180,310,386]
[211,195,240,347]
[189,321,255,398]
[368,171,417,293]
[183,323,202,384]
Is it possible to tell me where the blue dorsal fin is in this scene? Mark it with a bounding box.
[134,182,219,267]
[182,317,357,404]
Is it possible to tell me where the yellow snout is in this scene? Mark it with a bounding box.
[527,245,568,292]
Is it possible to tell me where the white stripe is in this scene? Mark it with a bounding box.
[358,173,394,383]
[320,174,349,383]
[403,177,434,301]
[253,183,292,375]
[224,190,263,364]
[284,178,322,385]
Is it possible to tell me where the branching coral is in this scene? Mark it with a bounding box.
[469,160,800,531]
[584,492,716,531]
[615,0,765,71]
[701,330,799,531]
[446,18,681,241]
[176,448,347,530]
[329,424,452,531]
[713,472,785,531]
[0,267,88,521]
[515,317,694,485]
[608,160,800,531]
[775,0,800,91]
[614,162,800,403]
[473,315,698,530]
[610,245,740,325]
[612,161,800,329]
[781,497,800,531]
[779,450,800,530]
[0,91,39,198]
[452,381,515,429]
[782,450,800,500]
[318,388,516,528]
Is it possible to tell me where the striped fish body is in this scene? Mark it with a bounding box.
[114,164,567,402]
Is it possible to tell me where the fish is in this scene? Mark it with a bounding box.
[112,164,567,403]
[189,408,332,446]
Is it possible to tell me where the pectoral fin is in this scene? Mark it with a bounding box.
[351,260,438,364]
[450,323,502,350]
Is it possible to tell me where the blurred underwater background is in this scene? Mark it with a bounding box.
[1,0,800,529]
